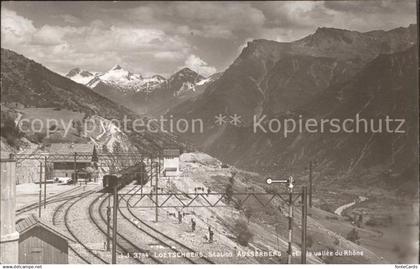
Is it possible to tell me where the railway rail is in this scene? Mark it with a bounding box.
[56,190,109,264]
[120,185,215,264]
[17,186,83,215]
[89,192,161,264]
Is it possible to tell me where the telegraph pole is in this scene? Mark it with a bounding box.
[44,156,47,208]
[140,159,144,196]
[287,177,294,264]
[73,152,77,185]
[309,161,313,208]
[266,176,294,264]
[39,162,42,217]
[301,186,307,264]
[112,183,118,264]
[106,194,111,251]
[150,156,153,187]
[155,158,160,222]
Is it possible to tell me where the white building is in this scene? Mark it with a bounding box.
[162,148,180,177]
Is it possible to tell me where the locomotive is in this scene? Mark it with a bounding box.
[102,161,148,192]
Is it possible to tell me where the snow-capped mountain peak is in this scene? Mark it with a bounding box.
[76,65,169,94]
[111,64,123,70]
[66,65,215,100]
[66,67,99,85]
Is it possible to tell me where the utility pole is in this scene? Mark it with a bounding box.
[150,156,153,187]
[39,162,42,218]
[44,156,47,209]
[309,161,313,208]
[287,176,294,264]
[266,176,294,264]
[155,159,159,223]
[106,193,111,251]
[140,158,145,196]
[140,164,143,196]
[73,152,77,185]
[112,183,118,264]
[301,186,307,264]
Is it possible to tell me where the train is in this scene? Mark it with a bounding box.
[102,161,148,192]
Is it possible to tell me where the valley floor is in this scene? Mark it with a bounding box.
[13,152,417,264]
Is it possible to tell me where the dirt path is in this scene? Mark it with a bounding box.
[334,196,367,216]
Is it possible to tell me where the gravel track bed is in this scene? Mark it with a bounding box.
[120,185,213,264]
[89,192,152,264]
[117,205,191,264]
[127,184,257,263]
[95,192,161,264]
[50,192,96,264]
[66,191,110,264]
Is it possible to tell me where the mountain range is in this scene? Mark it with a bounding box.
[1,48,177,153]
[1,24,417,193]
[168,24,418,193]
[66,65,216,115]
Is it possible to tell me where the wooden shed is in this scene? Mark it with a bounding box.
[16,214,72,264]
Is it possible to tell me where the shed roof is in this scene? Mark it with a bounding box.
[163,148,180,158]
[16,214,74,243]
[0,150,14,162]
[49,143,94,155]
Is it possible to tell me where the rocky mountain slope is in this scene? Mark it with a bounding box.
[1,48,132,119]
[169,25,418,192]
[172,24,416,124]
[1,48,178,153]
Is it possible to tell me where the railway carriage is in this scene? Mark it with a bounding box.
[102,162,148,191]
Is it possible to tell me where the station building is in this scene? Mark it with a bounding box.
[48,143,95,180]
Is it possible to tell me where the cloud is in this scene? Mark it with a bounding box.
[32,25,79,45]
[0,7,194,74]
[60,14,81,24]
[184,54,216,77]
[154,51,185,61]
[1,1,416,76]
[256,1,416,35]
[1,9,36,46]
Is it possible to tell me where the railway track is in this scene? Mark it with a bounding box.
[17,186,83,215]
[58,190,109,264]
[89,192,161,264]
[120,185,214,264]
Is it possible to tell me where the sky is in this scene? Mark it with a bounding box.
[1,1,417,77]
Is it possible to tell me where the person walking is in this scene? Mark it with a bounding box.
[191,218,196,232]
[208,226,214,243]
[178,211,183,224]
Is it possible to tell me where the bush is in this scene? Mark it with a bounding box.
[234,219,254,246]
[30,132,47,144]
[325,215,339,220]
[365,216,392,227]
[225,183,233,204]
[0,111,24,147]
[346,228,360,244]
[319,203,335,213]
[244,207,253,223]
[49,124,57,131]
[306,235,314,248]
[264,186,278,194]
